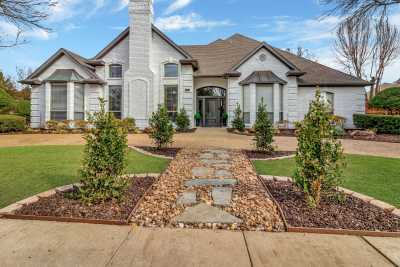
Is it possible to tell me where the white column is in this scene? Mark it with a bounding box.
[249,83,257,125]
[45,82,51,122]
[67,82,74,120]
[273,83,280,124]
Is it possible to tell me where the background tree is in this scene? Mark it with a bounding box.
[294,89,345,208]
[0,0,55,47]
[253,99,275,153]
[79,99,128,204]
[369,87,400,114]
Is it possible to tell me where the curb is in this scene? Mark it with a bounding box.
[249,154,295,161]
[259,175,400,218]
[128,146,174,160]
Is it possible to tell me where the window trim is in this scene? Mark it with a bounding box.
[109,64,123,79]
[74,83,85,120]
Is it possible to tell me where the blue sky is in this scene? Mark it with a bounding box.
[0,0,399,82]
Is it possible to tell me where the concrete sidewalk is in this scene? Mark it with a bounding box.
[0,219,399,267]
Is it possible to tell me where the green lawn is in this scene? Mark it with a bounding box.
[253,154,400,208]
[0,146,169,208]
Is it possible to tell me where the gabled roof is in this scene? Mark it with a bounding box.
[45,69,84,82]
[240,71,287,86]
[21,48,105,85]
[94,25,192,60]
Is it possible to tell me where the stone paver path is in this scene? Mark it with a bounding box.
[0,219,398,267]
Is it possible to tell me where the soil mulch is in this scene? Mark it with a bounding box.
[243,150,294,159]
[265,180,400,232]
[15,176,156,222]
[136,146,181,158]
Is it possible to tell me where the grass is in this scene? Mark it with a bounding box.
[0,145,169,208]
[253,154,400,208]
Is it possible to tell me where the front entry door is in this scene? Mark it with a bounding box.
[204,99,220,127]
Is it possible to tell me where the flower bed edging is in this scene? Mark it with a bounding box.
[250,154,295,161]
[128,146,174,159]
[259,175,400,238]
[0,174,161,225]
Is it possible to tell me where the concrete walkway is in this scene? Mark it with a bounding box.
[1,128,400,158]
[0,219,399,267]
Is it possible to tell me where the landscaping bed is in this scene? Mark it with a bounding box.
[264,180,400,235]
[13,176,156,224]
[135,146,181,158]
[243,150,294,159]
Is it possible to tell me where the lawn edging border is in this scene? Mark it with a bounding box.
[0,173,161,225]
[128,145,174,159]
[249,154,295,161]
[259,175,400,238]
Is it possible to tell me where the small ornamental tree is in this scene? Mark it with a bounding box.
[254,98,275,153]
[176,107,191,131]
[149,105,174,149]
[79,98,128,204]
[294,89,345,208]
[232,103,245,132]
[369,87,400,114]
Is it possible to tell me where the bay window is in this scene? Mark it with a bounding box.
[50,83,67,121]
[165,85,178,121]
[256,84,274,122]
[74,83,84,120]
[242,86,251,124]
[109,85,122,119]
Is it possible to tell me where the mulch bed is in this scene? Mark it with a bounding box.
[243,150,294,159]
[15,176,156,222]
[136,146,181,158]
[175,128,197,134]
[265,180,400,232]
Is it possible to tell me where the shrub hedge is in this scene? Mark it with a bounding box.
[353,114,400,134]
[369,87,400,114]
[0,115,26,133]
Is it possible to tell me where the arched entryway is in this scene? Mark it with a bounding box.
[196,86,227,127]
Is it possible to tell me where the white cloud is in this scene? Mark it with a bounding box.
[0,21,55,41]
[164,0,193,15]
[115,0,129,11]
[155,12,233,31]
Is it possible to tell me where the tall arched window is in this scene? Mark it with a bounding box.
[164,63,178,77]
[196,87,226,97]
[109,64,122,78]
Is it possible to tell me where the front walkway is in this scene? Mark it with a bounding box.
[0,219,398,266]
[1,128,400,158]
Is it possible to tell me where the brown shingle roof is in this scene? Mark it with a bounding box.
[181,34,372,86]
[239,71,287,85]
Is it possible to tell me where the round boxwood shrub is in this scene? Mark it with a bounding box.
[369,87,400,114]
[0,115,26,132]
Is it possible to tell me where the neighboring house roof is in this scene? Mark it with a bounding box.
[21,48,105,85]
[93,25,192,60]
[239,71,287,85]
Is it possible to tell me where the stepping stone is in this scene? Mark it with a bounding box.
[215,153,231,160]
[215,169,233,179]
[201,159,229,165]
[213,163,231,170]
[206,149,227,154]
[199,153,214,159]
[212,187,233,206]
[172,203,242,224]
[192,167,213,177]
[177,192,197,206]
[185,179,237,188]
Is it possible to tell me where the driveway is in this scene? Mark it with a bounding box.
[0,219,398,267]
[1,128,400,158]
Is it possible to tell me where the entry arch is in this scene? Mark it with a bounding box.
[196,86,227,127]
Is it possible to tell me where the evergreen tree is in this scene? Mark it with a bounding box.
[149,105,174,149]
[176,107,190,131]
[254,98,275,153]
[232,103,245,132]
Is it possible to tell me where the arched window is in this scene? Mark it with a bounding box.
[164,63,178,77]
[197,87,226,97]
[109,64,122,78]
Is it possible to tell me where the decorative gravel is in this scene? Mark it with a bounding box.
[130,149,285,231]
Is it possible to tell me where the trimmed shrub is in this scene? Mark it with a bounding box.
[0,115,26,132]
[119,118,137,133]
[254,98,275,153]
[149,105,174,149]
[176,108,190,131]
[353,114,400,134]
[369,87,400,114]
[79,98,128,204]
[232,104,245,132]
[294,90,345,208]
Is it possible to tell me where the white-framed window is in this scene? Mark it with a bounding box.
[109,85,122,119]
[50,83,68,121]
[165,85,178,121]
[164,63,178,78]
[322,91,334,113]
[74,83,84,120]
[256,84,274,122]
[242,86,251,124]
[109,64,122,78]
[279,85,284,121]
